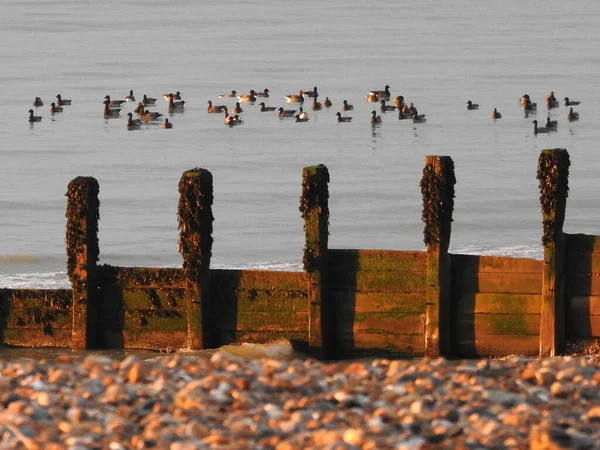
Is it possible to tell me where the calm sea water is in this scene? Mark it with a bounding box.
[2,0,600,290]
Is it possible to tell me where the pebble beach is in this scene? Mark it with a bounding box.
[0,349,599,450]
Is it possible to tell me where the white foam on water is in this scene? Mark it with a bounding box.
[219,339,308,361]
[0,271,69,289]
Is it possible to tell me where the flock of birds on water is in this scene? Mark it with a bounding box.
[27,86,581,133]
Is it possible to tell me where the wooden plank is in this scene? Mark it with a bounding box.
[454,293,542,315]
[123,310,187,331]
[218,311,309,332]
[211,269,307,291]
[211,289,308,313]
[331,291,425,314]
[566,296,600,316]
[123,330,187,351]
[456,314,540,337]
[328,249,427,272]
[452,272,541,294]
[566,315,600,338]
[336,313,424,335]
[451,254,542,273]
[329,270,426,293]
[455,335,539,357]
[565,252,600,274]
[0,289,72,310]
[337,333,424,353]
[566,275,600,296]
[2,329,72,348]
[566,233,600,253]
[119,288,189,310]
[5,310,72,329]
[98,267,187,289]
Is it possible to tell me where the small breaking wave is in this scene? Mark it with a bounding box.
[219,339,308,361]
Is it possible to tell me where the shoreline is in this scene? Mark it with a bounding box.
[0,350,598,449]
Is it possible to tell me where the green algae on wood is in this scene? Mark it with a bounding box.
[422,156,455,358]
[537,149,569,356]
[65,176,101,348]
[178,168,214,349]
[300,165,333,358]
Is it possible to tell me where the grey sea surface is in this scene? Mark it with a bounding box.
[1,0,600,289]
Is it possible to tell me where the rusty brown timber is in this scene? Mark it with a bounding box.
[1,149,597,358]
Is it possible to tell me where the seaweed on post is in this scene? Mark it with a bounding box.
[537,149,570,246]
[65,177,100,289]
[420,157,455,249]
[177,168,214,286]
[299,165,330,272]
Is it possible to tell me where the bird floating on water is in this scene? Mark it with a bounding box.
[56,94,71,106]
[50,102,63,114]
[466,100,479,110]
[567,107,579,121]
[335,112,352,123]
[28,109,42,122]
[564,97,580,106]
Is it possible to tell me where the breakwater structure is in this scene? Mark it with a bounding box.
[0,148,597,359]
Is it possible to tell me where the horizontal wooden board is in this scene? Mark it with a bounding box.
[452,272,541,294]
[211,270,307,291]
[329,270,426,293]
[337,312,424,335]
[217,311,309,332]
[0,289,72,310]
[328,249,427,272]
[456,314,540,337]
[2,329,72,348]
[332,291,426,314]
[566,233,600,253]
[123,330,187,351]
[123,310,187,331]
[565,253,600,275]
[5,309,71,329]
[566,296,600,316]
[212,289,308,313]
[566,314,600,338]
[119,288,190,310]
[98,267,187,289]
[337,333,424,354]
[566,275,600,296]
[451,254,542,273]
[455,335,539,357]
[454,293,542,315]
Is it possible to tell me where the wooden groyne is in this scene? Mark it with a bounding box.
[0,148,597,359]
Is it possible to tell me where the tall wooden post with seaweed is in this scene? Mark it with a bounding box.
[66,177,100,348]
[537,149,570,356]
[178,168,214,349]
[300,165,333,359]
[421,156,455,358]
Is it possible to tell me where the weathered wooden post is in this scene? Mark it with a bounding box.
[300,165,333,359]
[537,149,570,356]
[178,168,214,349]
[421,156,455,358]
[66,177,100,348]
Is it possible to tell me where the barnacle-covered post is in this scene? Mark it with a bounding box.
[537,149,569,356]
[421,156,455,358]
[178,168,213,349]
[66,176,100,348]
[300,165,333,359]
